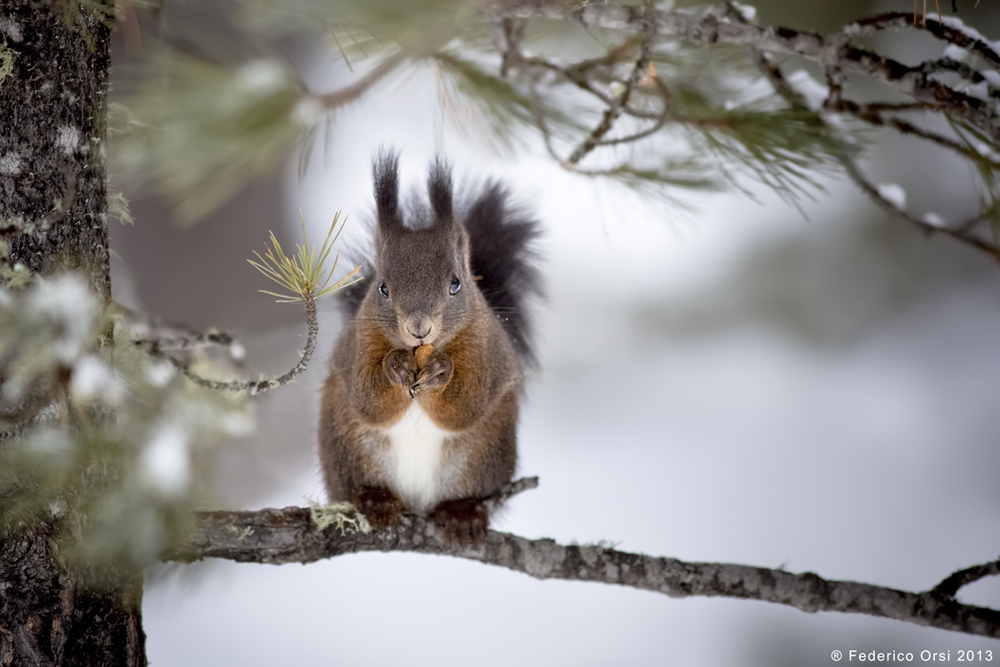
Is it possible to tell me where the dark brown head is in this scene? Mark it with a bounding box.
[365,151,475,349]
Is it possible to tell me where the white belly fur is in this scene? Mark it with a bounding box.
[381,401,451,514]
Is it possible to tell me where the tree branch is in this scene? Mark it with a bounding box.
[931,559,1000,599]
[164,488,1000,639]
[489,2,1000,140]
[838,155,996,255]
[564,2,655,167]
[752,50,1000,259]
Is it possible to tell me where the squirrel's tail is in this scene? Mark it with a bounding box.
[465,182,543,366]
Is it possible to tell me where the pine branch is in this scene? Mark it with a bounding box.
[485,3,1000,241]
[752,50,1000,258]
[317,52,406,109]
[132,214,358,394]
[163,480,1000,640]
[488,2,1000,140]
[138,294,319,395]
[840,104,1000,169]
[564,2,656,167]
[839,156,996,255]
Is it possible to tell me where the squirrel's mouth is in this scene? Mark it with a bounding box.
[402,317,437,347]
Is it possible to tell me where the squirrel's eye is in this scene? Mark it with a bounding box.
[449,276,461,295]
[378,282,389,298]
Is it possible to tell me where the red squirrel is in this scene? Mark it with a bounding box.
[318,151,540,544]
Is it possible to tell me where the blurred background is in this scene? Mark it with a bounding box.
[107,0,1000,664]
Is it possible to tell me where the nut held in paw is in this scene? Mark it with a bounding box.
[414,344,434,368]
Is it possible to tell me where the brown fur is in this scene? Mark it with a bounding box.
[318,153,527,544]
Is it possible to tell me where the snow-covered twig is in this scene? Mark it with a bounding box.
[753,49,1000,258]
[489,2,1000,140]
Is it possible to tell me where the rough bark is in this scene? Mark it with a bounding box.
[164,499,1000,640]
[0,4,145,666]
[0,1,112,302]
[0,526,145,667]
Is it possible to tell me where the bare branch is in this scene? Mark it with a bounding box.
[165,494,1000,639]
[116,302,241,352]
[483,476,538,514]
[931,559,1000,599]
[132,331,236,353]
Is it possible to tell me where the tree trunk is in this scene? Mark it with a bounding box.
[1,2,112,301]
[0,529,144,667]
[0,4,145,665]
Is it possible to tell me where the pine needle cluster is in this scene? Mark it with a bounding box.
[248,211,361,303]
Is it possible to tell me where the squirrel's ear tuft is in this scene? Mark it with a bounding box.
[428,157,454,225]
[373,148,401,227]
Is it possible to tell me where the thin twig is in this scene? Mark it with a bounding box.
[492,18,526,78]
[132,331,235,353]
[140,294,319,395]
[526,57,662,121]
[839,143,996,255]
[565,27,655,164]
[565,4,657,167]
[115,302,240,351]
[592,114,670,146]
[835,100,1000,169]
[318,52,406,109]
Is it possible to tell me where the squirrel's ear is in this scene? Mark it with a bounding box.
[373,149,402,229]
[427,157,453,225]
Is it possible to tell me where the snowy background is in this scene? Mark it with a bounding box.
[106,2,1000,664]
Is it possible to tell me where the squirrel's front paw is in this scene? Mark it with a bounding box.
[383,349,417,387]
[354,486,404,529]
[430,497,488,546]
[412,352,452,396]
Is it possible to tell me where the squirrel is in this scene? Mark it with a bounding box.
[318,150,541,545]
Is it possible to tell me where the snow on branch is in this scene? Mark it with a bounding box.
[162,478,1000,640]
[482,1,1000,258]
[751,49,1000,256]
[490,3,1000,140]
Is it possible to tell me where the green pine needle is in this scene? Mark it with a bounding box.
[248,211,362,303]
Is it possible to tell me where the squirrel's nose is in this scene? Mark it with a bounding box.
[407,322,432,341]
